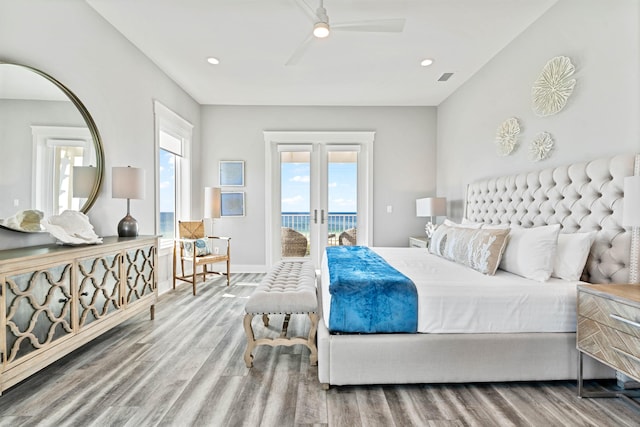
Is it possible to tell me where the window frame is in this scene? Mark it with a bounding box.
[154,101,193,249]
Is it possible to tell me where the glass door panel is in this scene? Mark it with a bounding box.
[280,151,311,258]
[326,151,358,248]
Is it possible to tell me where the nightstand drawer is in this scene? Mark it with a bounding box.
[578,316,640,381]
[578,291,640,339]
[409,236,428,248]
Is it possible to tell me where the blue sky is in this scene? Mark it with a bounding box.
[281,162,357,213]
[159,149,175,212]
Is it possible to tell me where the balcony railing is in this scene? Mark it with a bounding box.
[281,212,356,247]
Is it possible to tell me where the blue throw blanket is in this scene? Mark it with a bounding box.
[327,246,418,333]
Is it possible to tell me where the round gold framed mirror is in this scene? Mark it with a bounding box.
[0,62,104,232]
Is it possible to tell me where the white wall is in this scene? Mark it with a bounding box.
[437,0,640,219]
[0,0,201,263]
[200,106,437,270]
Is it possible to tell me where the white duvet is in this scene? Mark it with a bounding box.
[321,247,580,334]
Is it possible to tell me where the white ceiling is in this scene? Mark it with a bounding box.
[86,0,558,106]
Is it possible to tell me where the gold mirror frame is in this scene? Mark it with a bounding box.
[0,61,105,232]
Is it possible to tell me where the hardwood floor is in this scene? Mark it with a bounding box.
[0,273,638,426]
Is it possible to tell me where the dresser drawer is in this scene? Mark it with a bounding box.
[578,291,640,339]
[577,316,640,381]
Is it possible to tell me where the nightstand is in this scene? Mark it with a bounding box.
[409,236,428,248]
[577,284,640,407]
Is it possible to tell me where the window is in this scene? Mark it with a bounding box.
[159,132,180,239]
[154,101,192,245]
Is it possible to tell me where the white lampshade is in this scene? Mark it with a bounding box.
[416,197,447,217]
[112,166,145,200]
[204,187,221,219]
[73,166,96,198]
[623,176,640,227]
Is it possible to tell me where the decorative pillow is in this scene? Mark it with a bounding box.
[552,232,597,281]
[430,224,510,275]
[429,224,449,256]
[498,224,561,282]
[183,238,211,257]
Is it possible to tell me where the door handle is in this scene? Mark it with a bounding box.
[313,209,318,224]
[321,209,325,224]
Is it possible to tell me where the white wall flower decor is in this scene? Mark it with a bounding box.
[495,117,521,156]
[529,132,554,161]
[532,56,576,117]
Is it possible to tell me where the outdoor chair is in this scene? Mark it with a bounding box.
[281,227,308,257]
[339,227,357,246]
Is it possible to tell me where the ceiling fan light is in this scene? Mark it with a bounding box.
[313,22,330,38]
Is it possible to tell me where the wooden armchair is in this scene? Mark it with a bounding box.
[173,220,230,295]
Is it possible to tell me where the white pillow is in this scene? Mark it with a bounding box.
[461,218,484,228]
[499,224,561,282]
[482,223,510,230]
[552,232,597,281]
[446,219,482,229]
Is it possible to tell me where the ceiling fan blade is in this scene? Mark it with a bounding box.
[293,0,318,24]
[332,18,406,33]
[285,34,315,66]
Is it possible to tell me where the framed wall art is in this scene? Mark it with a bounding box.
[221,191,245,217]
[219,160,244,187]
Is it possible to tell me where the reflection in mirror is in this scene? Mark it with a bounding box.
[0,62,104,232]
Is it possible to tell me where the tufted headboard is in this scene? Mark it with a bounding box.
[464,154,640,284]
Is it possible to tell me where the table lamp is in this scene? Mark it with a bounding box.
[416,197,447,238]
[112,166,145,237]
[72,165,97,199]
[204,186,221,235]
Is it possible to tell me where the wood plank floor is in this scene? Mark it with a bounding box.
[0,273,638,426]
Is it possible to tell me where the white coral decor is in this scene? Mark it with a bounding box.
[495,117,521,156]
[530,132,554,162]
[41,210,103,245]
[532,56,576,117]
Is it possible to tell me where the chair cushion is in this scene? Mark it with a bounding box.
[184,238,211,257]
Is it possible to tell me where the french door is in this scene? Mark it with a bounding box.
[265,131,374,268]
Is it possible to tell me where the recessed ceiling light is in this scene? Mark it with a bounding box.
[207,57,220,65]
[420,58,434,67]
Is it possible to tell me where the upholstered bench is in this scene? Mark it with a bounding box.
[243,259,318,368]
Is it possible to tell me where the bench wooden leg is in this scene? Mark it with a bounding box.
[243,311,318,368]
[308,312,319,366]
[243,313,256,368]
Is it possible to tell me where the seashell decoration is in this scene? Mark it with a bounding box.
[495,117,521,156]
[529,132,554,161]
[532,56,576,117]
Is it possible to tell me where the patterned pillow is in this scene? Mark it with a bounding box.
[430,224,510,275]
[183,238,211,257]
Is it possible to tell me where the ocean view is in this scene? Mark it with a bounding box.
[281,212,356,234]
[160,211,356,237]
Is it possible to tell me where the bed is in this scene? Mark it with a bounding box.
[317,153,640,387]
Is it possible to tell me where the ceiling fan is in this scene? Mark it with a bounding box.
[286,0,406,66]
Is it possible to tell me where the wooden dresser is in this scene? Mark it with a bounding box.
[577,284,640,405]
[0,236,157,394]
